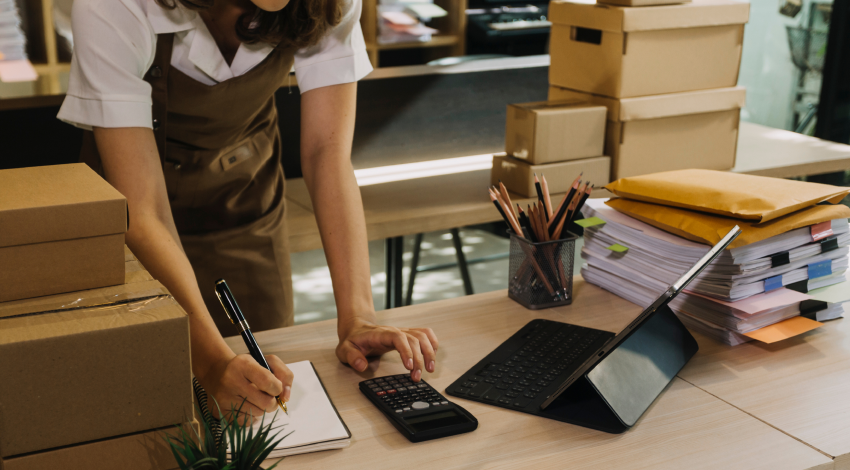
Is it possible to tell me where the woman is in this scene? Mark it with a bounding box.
[58,0,438,420]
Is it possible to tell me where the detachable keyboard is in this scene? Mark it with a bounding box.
[446,319,614,412]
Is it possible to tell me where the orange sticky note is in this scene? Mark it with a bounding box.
[743,316,823,344]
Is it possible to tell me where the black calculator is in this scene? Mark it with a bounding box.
[359,374,478,442]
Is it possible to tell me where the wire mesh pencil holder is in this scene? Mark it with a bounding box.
[507,230,576,310]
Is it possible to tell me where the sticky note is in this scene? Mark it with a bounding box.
[764,275,783,292]
[606,244,628,253]
[575,217,606,228]
[811,221,833,241]
[807,260,832,279]
[743,316,823,343]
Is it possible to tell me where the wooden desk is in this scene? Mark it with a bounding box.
[285,122,850,253]
[229,283,834,469]
[680,318,850,469]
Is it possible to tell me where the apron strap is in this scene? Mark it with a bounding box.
[144,33,175,165]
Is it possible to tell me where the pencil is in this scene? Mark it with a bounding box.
[548,178,580,233]
[540,175,553,219]
[489,191,509,227]
[571,184,593,225]
[564,182,585,228]
[534,174,548,223]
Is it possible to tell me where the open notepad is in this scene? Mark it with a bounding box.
[196,360,351,458]
[248,361,350,458]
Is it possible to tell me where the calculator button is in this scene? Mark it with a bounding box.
[441,401,448,405]
[411,401,430,410]
[388,389,397,394]
[377,391,386,396]
[375,378,385,383]
[432,402,440,406]
[397,387,406,391]
[364,380,374,385]
[403,407,411,411]
[418,384,429,389]
[395,409,403,413]
[369,384,379,389]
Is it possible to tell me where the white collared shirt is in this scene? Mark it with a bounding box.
[57,0,373,130]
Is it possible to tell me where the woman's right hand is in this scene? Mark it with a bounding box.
[199,353,294,425]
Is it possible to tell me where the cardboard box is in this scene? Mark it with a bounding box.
[549,86,745,179]
[505,100,607,165]
[0,248,193,457]
[492,155,611,198]
[0,163,127,303]
[549,0,749,98]
[2,421,199,470]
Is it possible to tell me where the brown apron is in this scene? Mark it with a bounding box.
[81,33,295,336]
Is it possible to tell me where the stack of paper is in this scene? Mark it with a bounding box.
[580,198,849,345]
[0,0,26,61]
[377,1,446,45]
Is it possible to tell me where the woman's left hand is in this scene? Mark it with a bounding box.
[336,317,439,382]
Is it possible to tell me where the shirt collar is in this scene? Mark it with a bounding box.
[147,0,197,34]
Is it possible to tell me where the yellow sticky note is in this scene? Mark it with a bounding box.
[606,244,628,253]
[743,316,823,344]
[575,217,606,228]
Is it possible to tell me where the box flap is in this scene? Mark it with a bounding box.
[0,164,127,248]
[550,0,749,32]
[618,86,746,121]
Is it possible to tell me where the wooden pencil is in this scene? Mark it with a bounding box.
[540,175,554,219]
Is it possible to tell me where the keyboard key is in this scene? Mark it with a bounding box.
[456,387,470,394]
[483,390,501,401]
[462,381,476,388]
[512,398,532,408]
[469,376,482,382]
[506,392,518,398]
[494,383,508,390]
[484,378,497,384]
[468,383,492,398]
[511,386,525,392]
[498,398,511,405]
[523,391,537,399]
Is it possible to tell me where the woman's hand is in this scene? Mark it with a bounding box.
[336,317,439,382]
[199,353,294,425]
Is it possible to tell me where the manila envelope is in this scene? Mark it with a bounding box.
[606,198,850,249]
[605,169,850,223]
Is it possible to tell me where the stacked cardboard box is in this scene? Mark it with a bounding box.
[0,164,194,470]
[494,100,611,196]
[548,0,750,180]
[0,246,195,470]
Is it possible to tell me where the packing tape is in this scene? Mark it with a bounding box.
[811,221,833,241]
[764,275,784,292]
[819,235,839,253]
[0,294,173,321]
[808,259,832,279]
[800,299,829,320]
[771,251,790,268]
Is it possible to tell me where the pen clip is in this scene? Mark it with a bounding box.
[215,279,236,324]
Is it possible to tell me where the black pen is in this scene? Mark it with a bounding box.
[215,279,288,415]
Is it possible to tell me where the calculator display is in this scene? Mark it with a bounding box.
[404,410,467,432]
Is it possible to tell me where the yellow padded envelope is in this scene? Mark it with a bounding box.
[605,169,850,223]
[606,198,850,249]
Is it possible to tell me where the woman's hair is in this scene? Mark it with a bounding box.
[156,0,343,49]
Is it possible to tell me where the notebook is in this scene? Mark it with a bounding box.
[195,360,351,459]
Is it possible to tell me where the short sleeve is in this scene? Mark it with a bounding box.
[57,0,156,130]
[293,0,373,94]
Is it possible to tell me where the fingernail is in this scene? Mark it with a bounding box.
[283,386,291,401]
[428,360,435,372]
[406,359,413,370]
[414,369,422,381]
[354,358,366,371]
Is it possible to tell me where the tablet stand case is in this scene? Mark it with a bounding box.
[541,305,699,433]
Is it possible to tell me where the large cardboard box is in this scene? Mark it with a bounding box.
[0,248,193,458]
[549,86,746,180]
[492,155,611,198]
[2,421,199,470]
[0,163,127,303]
[505,100,607,165]
[549,0,749,98]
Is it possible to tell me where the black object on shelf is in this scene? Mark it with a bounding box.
[466,3,550,56]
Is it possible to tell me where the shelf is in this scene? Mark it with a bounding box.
[369,35,460,51]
